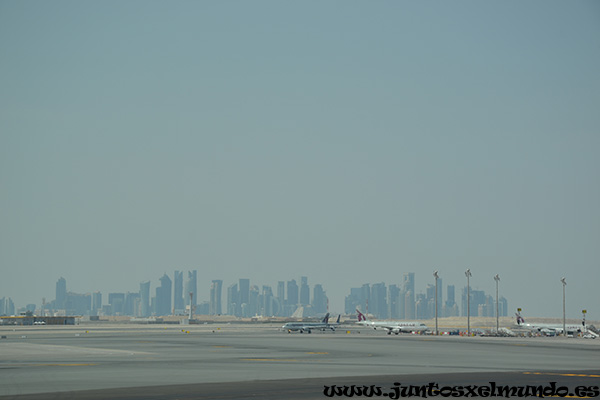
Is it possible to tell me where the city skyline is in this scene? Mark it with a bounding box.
[0,265,593,320]
[3,272,510,321]
[2,2,598,320]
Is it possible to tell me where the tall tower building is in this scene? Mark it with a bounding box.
[92,291,102,315]
[299,276,310,306]
[0,297,15,316]
[262,285,274,316]
[397,288,406,319]
[361,284,370,314]
[249,285,259,316]
[277,281,285,302]
[108,293,125,315]
[287,279,298,306]
[174,271,184,312]
[239,278,250,307]
[311,284,328,314]
[210,280,223,315]
[227,283,239,316]
[403,273,415,294]
[275,281,285,316]
[403,273,415,318]
[156,274,172,316]
[405,290,415,319]
[444,284,458,317]
[371,283,388,319]
[56,277,67,310]
[124,292,139,316]
[139,281,150,317]
[387,284,400,319]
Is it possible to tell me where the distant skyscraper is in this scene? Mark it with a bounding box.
[285,279,299,316]
[403,273,414,293]
[108,293,125,315]
[344,285,370,315]
[361,284,371,313]
[56,277,67,310]
[397,288,406,319]
[481,294,494,317]
[299,276,310,306]
[312,284,328,314]
[156,274,172,316]
[185,270,197,308]
[92,291,102,315]
[0,297,15,316]
[445,285,458,317]
[403,273,415,318]
[239,278,250,305]
[387,284,400,319]
[227,283,239,316]
[371,283,387,319]
[287,279,298,306]
[124,292,139,316]
[249,285,259,316]
[210,280,223,315]
[66,292,91,316]
[415,293,427,319]
[404,290,415,319]
[344,287,361,315]
[275,281,285,316]
[174,271,184,312]
[139,281,150,317]
[462,287,486,317]
[262,285,274,316]
[277,281,285,302]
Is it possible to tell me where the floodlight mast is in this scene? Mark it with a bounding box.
[494,275,500,332]
[561,278,567,336]
[465,269,472,336]
[433,271,439,336]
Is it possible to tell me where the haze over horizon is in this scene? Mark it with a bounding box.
[1,1,599,320]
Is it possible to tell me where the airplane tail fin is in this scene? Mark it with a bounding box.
[336,314,341,324]
[356,309,366,322]
[322,313,330,323]
[515,312,524,325]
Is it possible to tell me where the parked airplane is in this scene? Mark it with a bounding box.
[514,311,597,337]
[356,309,428,335]
[281,313,336,333]
[328,314,342,329]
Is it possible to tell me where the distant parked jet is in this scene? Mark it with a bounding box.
[281,313,335,334]
[356,309,428,335]
[514,311,596,337]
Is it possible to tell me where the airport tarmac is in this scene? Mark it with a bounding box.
[1,323,599,399]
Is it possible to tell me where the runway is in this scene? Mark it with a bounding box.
[1,324,599,399]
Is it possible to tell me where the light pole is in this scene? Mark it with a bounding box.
[433,271,439,336]
[494,275,500,333]
[465,269,472,336]
[561,277,566,336]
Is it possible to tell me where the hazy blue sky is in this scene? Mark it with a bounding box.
[1,1,599,320]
